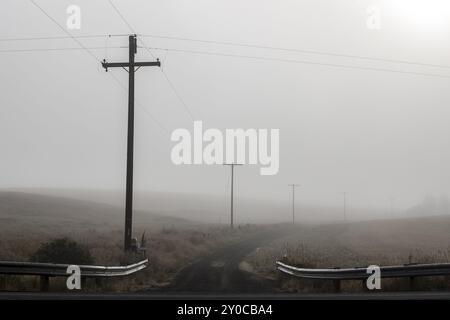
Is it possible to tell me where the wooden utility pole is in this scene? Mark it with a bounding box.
[342,192,347,222]
[288,184,300,224]
[101,35,161,252]
[224,163,243,228]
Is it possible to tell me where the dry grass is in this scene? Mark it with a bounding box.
[0,225,256,292]
[0,191,256,292]
[245,217,450,293]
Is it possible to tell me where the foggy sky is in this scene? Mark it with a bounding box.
[1,0,450,213]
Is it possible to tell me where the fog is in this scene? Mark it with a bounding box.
[1,0,450,221]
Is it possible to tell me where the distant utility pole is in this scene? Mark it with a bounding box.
[288,184,300,224]
[224,163,243,228]
[101,35,161,252]
[342,192,347,222]
[389,197,395,216]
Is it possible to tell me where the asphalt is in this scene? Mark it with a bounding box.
[1,291,450,300]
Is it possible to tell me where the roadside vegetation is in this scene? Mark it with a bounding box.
[0,191,261,292]
[244,217,450,293]
[0,224,258,292]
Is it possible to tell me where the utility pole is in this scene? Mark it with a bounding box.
[342,192,347,222]
[288,184,300,224]
[389,197,395,216]
[101,35,161,252]
[224,163,243,228]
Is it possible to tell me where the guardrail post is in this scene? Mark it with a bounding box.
[0,276,6,290]
[95,277,103,288]
[333,279,341,293]
[409,276,416,290]
[361,279,367,291]
[40,276,49,292]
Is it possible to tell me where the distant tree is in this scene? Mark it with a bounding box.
[30,237,94,265]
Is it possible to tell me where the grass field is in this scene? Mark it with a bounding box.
[3,191,450,293]
[244,216,450,292]
[0,191,257,292]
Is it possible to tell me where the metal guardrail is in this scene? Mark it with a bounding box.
[276,260,450,291]
[276,261,450,279]
[0,259,149,291]
[0,259,148,278]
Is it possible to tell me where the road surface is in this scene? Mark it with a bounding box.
[153,228,288,294]
[1,292,450,300]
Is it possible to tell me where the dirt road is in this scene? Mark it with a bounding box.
[157,227,289,294]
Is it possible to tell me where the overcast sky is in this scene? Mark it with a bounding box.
[1,0,450,212]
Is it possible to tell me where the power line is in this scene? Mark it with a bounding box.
[28,0,100,62]
[0,34,129,42]
[27,0,168,133]
[4,43,448,80]
[107,70,169,134]
[107,0,196,121]
[0,46,126,53]
[107,1,136,36]
[2,33,449,71]
[29,1,168,251]
[160,69,195,121]
[107,0,157,60]
[141,46,450,80]
[140,34,450,70]
[2,43,449,79]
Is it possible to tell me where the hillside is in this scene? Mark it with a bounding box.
[0,191,195,238]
